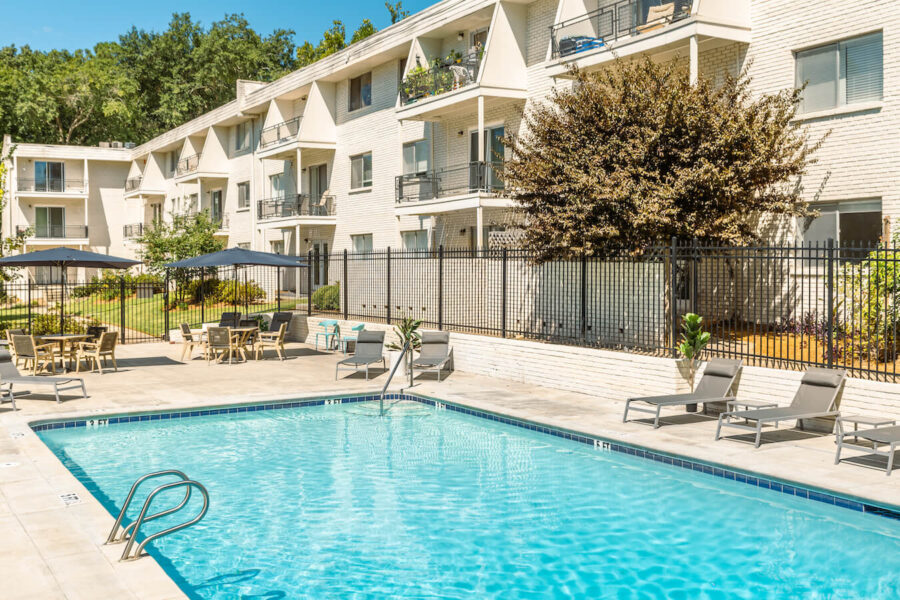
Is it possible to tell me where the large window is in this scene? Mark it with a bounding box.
[237,181,250,209]
[349,72,372,111]
[235,121,251,152]
[796,32,883,114]
[35,206,65,237]
[351,234,373,253]
[801,199,882,247]
[350,153,373,189]
[402,229,429,251]
[34,161,64,192]
[269,173,284,198]
[403,140,429,175]
[151,203,163,224]
[169,151,178,174]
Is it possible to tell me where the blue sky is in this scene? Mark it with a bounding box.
[6,0,434,52]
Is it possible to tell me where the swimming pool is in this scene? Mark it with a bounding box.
[37,395,900,599]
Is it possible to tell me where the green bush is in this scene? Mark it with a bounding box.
[216,280,266,305]
[312,284,340,311]
[31,313,86,335]
[133,273,164,294]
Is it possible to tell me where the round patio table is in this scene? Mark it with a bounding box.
[39,334,91,372]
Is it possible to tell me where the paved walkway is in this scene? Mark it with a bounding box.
[1,342,897,599]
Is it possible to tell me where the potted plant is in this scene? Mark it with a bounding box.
[677,312,711,412]
[386,316,422,376]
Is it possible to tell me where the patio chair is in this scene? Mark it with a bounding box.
[269,312,293,336]
[75,332,118,374]
[834,418,900,476]
[623,358,742,428]
[12,334,58,375]
[316,319,339,351]
[206,327,235,364]
[239,318,260,346]
[85,325,107,343]
[218,312,241,328]
[335,330,386,380]
[255,322,287,361]
[411,331,453,382]
[339,323,365,354]
[0,349,86,406]
[179,323,204,361]
[6,329,26,366]
[715,367,846,448]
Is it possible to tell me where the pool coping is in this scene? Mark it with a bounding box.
[30,391,900,521]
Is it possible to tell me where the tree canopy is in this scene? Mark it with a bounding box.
[503,59,822,261]
[0,5,410,146]
[138,212,225,276]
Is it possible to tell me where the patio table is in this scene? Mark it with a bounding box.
[40,334,91,372]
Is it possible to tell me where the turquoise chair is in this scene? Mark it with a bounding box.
[315,320,339,351]
[339,324,365,354]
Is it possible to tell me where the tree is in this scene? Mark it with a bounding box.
[0,156,29,283]
[138,211,224,276]
[351,20,378,44]
[385,2,410,24]
[503,59,822,261]
[296,19,381,68]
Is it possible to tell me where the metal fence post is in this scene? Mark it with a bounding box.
[826,238,835,368]
[386,247,392,325]
[27,280,32,332]
[164,270,170,341]
[119,276,126,344]
[276,267,281,312]
[343,249,348,320]
[501,248,508,337]
[438,245,444,331]
[307,250,313,315]
[199,267,205,326]
[580,251,587,341]
[670,235,679,358]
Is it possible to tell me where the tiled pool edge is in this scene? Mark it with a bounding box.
[30,392,900,521]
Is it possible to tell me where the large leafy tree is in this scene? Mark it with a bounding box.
[138,212,224,276]
[504,59,822,261]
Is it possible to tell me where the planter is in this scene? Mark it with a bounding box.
[676,358,699,412]
[388,350,408,377]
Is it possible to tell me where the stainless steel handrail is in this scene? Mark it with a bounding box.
[105,469,190,544]
[121,480,210,561]
[379,339,414,415]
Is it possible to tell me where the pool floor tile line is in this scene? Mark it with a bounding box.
[29,392,899,521]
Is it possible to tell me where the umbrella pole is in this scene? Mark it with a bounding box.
[60,264,66,334]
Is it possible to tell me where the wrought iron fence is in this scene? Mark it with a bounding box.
[257,194,336,220]
[260,117,301,149]
[176,154,200,176]
[17,225,88,239]
[16,178,86,193]
[395,162,504,203]
[400,52,482,105]
[550,0,692,59]
[123,224,143,239]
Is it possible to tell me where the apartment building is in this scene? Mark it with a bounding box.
[2,0,895,288]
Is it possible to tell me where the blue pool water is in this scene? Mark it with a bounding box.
[38,400,900,599]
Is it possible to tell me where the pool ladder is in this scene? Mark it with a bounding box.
[379,339,414,415]
[105,469,209,561]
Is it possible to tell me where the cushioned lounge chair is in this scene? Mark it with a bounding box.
[715,367,846,448]
[623,358,742,428]
[335,330,385,380]
[411,332,453,382]
[0,350,87,407]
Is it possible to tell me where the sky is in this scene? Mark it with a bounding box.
[3,0,434,52]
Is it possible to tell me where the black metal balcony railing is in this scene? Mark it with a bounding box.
[395,161,504,204]
[259,117,300,149]
[257,194,336,221]
[550,0,692,59]
[123,223,143,238]
[18,224,89,239]
[214,214,229,231]
[16,178,85,193]
[176,154,200,176]
[125,177,142,192]
[400,52,482,105]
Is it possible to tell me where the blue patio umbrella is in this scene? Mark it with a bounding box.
[0,247,140,333]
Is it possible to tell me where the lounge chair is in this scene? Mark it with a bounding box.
[834,418,900,476]
[12,334,58,375]
[715,367,846,448]
[335,330,385,380]
[623,358,742,428]
[411,331,453,382]
[218,312,241,328]
[179,323,204,361]
[0,350,87,407]
[75,332,119,374]
[255,322,287,361]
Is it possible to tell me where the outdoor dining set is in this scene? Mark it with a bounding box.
[5,327,119,375]
[179,311,291,364]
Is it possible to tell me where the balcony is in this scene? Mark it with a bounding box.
[18,224,89,244]
[16,178,86,195]
[400,53,482,106]
[394,162,514,216]
[123,223,143,239]
[256,194,336,223]
[124,177,142,193]
[176,154,200,177]
[259,118,300,150]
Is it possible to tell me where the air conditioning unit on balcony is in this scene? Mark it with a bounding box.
[110,141,123,149]
[98,142,110,148]
[124,142,136,149]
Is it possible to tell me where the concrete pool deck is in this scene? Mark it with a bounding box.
[1,341,898,599]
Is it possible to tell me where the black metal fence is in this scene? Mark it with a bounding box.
[0,265,308,344]
[315,241,900,381]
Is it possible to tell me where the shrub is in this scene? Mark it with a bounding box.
[312,284,340,311]
[31,313,86,335]
[133,273,164,294]
[216,280,266,305]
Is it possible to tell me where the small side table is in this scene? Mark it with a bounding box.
[838,415,897,442]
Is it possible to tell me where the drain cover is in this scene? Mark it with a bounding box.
[59,493,81,506]
[0,462,19,468]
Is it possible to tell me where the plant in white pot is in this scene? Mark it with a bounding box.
[677,312,711,412]
[385,316,422,376]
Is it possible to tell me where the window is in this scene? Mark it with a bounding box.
[237,242,250,250]
[398,57,407,88]
[350,153,373,189]
[235,121,251,152]
[168,151,178,174]
[349,72,372,111]
[271,240,284,255]
[35,266,63,284]
[796,33,883,114]
[309,164,328,200]
[402,229,429,251]
[151,203,163,224]
[801,199,882,249]
[210,189,223,222]
[35,206,65,237]
[403,140,429,175]
[470,28,488,52]
[34,161,64,192]
[269,173,284,198]
[185,194,199,214]
[237,182,250,209]
[351,234,373,253]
